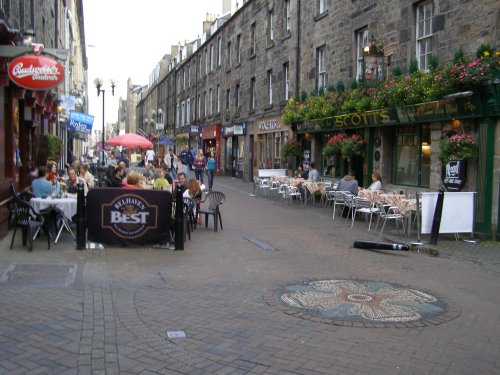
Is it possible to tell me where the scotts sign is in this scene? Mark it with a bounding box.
[8,54,64,90]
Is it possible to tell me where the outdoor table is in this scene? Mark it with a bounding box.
[302,181,325,205]
[30,196,77,243]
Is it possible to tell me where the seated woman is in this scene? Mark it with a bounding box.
[123,170,145,189]
[366,171,382,191]
[153,169,170,190]
[183,178,202,199]
[294,164,308,179]
[46,161,59,184]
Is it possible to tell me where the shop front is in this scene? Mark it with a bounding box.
[222,123,246,179]
[255,117,293,174]
[295,91,500,237]
[202,124,221,173]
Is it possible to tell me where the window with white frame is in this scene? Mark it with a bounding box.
[209,88,213,115]
[317,46,326,91]
[176,103,180,127]
[269,9,274,41]
[205,48,209,75]
[267,70,273,105]
[416,1,433,70]
[226,88,231,111]
[188,65,192,87]
[284,0,291,33]
[284,62,290,101]
[186,98,191,125]
[210,43,214,71]
[318,0,326,14]
[203,91,207,117]
[250,23,256,55]
[181,101,185,126]
[235,84,240,107]
[236,34,241,64]
[191,97,195,121]
[217,37,222,67]
[226,41,231,69]
[250,77,256,110]
[183,69,186,90]
[356,28,368,81]
[216,84,220,113]
[197,94,201,118]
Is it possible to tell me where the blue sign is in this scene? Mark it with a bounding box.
[68,111,94,134]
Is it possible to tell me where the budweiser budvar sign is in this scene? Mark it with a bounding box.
[8,54,64,90]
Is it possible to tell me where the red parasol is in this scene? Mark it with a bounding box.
[106,133,153,149]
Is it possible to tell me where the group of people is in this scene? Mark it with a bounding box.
[31,161,95,198]
[293,162,383,199]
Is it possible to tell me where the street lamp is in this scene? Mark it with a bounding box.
[94,78,117,166]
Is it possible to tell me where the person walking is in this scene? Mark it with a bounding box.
[193,149,206,184]
[206,150,217,191]
[180,144,191,176]
[145,147,156,166]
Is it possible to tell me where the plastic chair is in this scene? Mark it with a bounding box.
[199,191,225,231]
[182,197,195,240]
[10,197,53,251]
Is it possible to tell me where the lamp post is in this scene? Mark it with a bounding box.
[94,78,117,166]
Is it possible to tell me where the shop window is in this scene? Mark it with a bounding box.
[394,125,430,187]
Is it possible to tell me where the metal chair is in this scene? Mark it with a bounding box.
[199,191,225,231]
[350,197,380,230]
[259,178,271,197]
[283,184,302,205]
[332,191,352,221]
[375,201,406,239]
[10,197,53,251]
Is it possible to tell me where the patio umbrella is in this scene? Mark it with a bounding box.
[106,133,153,149]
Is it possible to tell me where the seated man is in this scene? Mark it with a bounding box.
[123,170,146,189]
[336,170,359,195]
[79,163,95,189]
[64,167,88,195]
[31,166,54,198]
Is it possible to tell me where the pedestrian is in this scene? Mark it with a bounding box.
[206,150,216,191]
[190,146,196,170]
[180,144,191,176]
[193,148,206,184]
[145,147,155,165]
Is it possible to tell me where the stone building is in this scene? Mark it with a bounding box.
[0,0,88,237]
[137,0,499,237]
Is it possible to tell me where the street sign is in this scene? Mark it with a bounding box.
[68,111,94,134]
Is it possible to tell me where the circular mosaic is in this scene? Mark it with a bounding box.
[272,279,460,328]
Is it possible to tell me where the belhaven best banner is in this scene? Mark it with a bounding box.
[68,111,94,134]
[87,188,173,245]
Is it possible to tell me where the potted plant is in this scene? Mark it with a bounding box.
[439,133,477,162]
[45,133,62,161]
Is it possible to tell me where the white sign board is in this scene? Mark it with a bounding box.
[257,169,287,177]
[421,192,475,234]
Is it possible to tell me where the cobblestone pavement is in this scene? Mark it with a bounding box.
[0,176,499,374]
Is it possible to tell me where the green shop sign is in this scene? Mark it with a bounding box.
[297,96,483,133]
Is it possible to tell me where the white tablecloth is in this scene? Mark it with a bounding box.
[30,197,78,220]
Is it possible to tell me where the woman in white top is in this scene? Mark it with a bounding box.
[367,171,382,190]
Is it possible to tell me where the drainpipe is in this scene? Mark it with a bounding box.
[295,0,301,98]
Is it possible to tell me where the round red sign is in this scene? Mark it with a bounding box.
[8,54,65,90]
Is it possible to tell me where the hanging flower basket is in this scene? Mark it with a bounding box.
[281,139,303,158]
[340,134,365,158]
[439,133,477,162]
[322,133,345,157]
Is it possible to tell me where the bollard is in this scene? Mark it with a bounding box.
[353,240,409,251]
[174,184,184,250]
[75,182,86,250]
[429,188,445,245]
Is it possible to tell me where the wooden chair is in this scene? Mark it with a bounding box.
[199,191,225,231]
